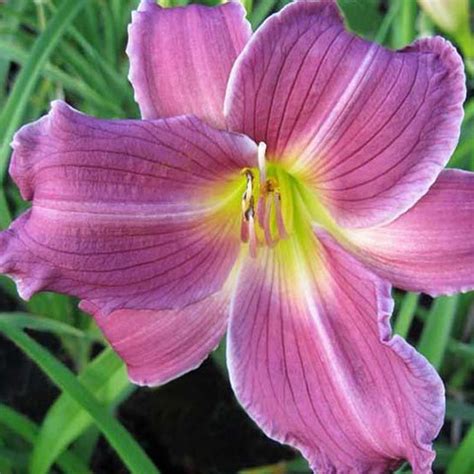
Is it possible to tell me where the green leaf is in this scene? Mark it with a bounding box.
[54,20,132,106]
[337,0,383,39]
[73,426,100,467]
[394,292,419,339]
[0,403,90,474]
[0,0,28,101]
[0,39,123,114]
[101,0,119,68]
[447,339,474,363]
[374,1,401,45]
[31,347,134,474]
[249,0,278,29]
[417,296,459,370]
[447,425,474,474]
[0,323,159,474]
[449,99,474,169]
[0,312,97,339]
[446,400,474,422]
[242,0,253,14]
[0,447,28,470]
[434,443,457,469]
[390,0,417,48]
[26,292,74,324]
[0,0,88,229]
[0,275,17,299]
[285,456,311,472]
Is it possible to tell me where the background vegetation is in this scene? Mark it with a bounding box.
[0,0,473,473]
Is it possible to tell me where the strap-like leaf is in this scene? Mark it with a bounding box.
[0,323,159,474]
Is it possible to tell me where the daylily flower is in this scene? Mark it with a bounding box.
[1,0,472,471]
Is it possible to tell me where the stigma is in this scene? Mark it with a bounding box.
[240,142,288,257]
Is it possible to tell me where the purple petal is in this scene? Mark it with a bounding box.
[227,232,444,472]
[0,101,256,315]
[225,0,465,227]
[83,291,229,386]
[127,0,251,128]
[347,169,474,296]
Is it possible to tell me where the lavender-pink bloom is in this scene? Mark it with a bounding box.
[1,0,472,471]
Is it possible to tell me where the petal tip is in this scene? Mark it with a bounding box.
[126,6,159,119]
[0,221,52,301]
[94,296,229,388]
[126,355,207,388]
[405,35,466,104]
[9,100,75,201]
[137,0,159,13]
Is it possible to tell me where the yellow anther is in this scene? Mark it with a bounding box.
[263,177,279,194]
[240,167,254,178]
[241,168,255,222]
[244,196,255,222]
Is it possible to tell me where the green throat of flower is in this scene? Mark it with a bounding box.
[235,143,344,258]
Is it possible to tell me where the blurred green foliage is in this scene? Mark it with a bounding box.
[0,0,473,473]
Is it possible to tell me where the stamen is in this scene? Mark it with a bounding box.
[240,169,255,226]
[241,168,254,213]
[239,148,289,257]
[240,218,249,243]
[263,197,276,248]
[256,195,266,228]
[241,170,258,256]
[248,214,258,258]
[257,142,267,186]
[274,192,288,239]
[263,177,277,194]
[244,196,255,222]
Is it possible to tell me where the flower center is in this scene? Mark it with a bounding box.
[214,143,343,259]
[240,143,290,257]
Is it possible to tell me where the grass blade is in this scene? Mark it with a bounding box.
[394,292,420,339]
[31,347,134,474]
[0,324,159,474]
[0,0,88,228]
[0,0,28,100]
[249,0,278,28]
[417,296,458,370]
[391,0,416,48]
[0,404,90,474]
[0,312,96,339]
[0,40,123,114]
[446,400,474,422]
[447,425,474,474]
